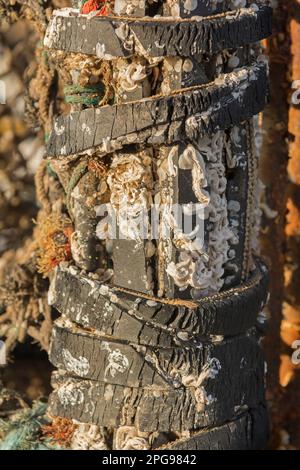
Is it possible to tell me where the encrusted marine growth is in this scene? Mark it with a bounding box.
[42,0,272,450]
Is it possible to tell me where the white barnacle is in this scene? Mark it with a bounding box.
[71,423,108,450]
[104,349,130,379]
[106,151,153,241]
[104,384,114,401]
[62,349,90,376]
[186,115,198,131]
[183,0,199,13]
[60,145,67,155]
[228,200,241,213]
[99,284,110,296]
[81,123,91,135]
[75,309,89,327]
[228,55,240,69]
[54,121,65,136]
[58,382,84,407]
[183,59,194,73]
[95,43,107,59]
[165,134,236,296]
[194,387,217,412]
[116,60,148,93]
[115,426,150,451]
[115,23,128,41]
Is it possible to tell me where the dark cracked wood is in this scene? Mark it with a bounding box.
[49,363,265,432]
[224,121,253,287]
[160,405,269,450]
[45,1,271,448]
[44,6,272,59]
[47,62,268,158]
[69,170,102,272]
[49,259,269,346]
[49,321,264,389]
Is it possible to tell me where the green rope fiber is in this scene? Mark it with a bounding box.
[64,84,104,94]
[64,84,105,107]
[65,95,101,106]
[46,162,59,180]
[0,401,60,450]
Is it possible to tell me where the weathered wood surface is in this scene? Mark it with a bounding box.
[111,51,209,297]
[45,1,271,448]
[224,122,252,288]
[44,6,272,58]
[49,260,268,345]
[157,40,209,299]
[49,361,265,432]
[112,239,152,294]
[160,405,268,450]
[47,62,268,158]
[70,171,101,272]
[109,68,153,294]
[49,319,264,388]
